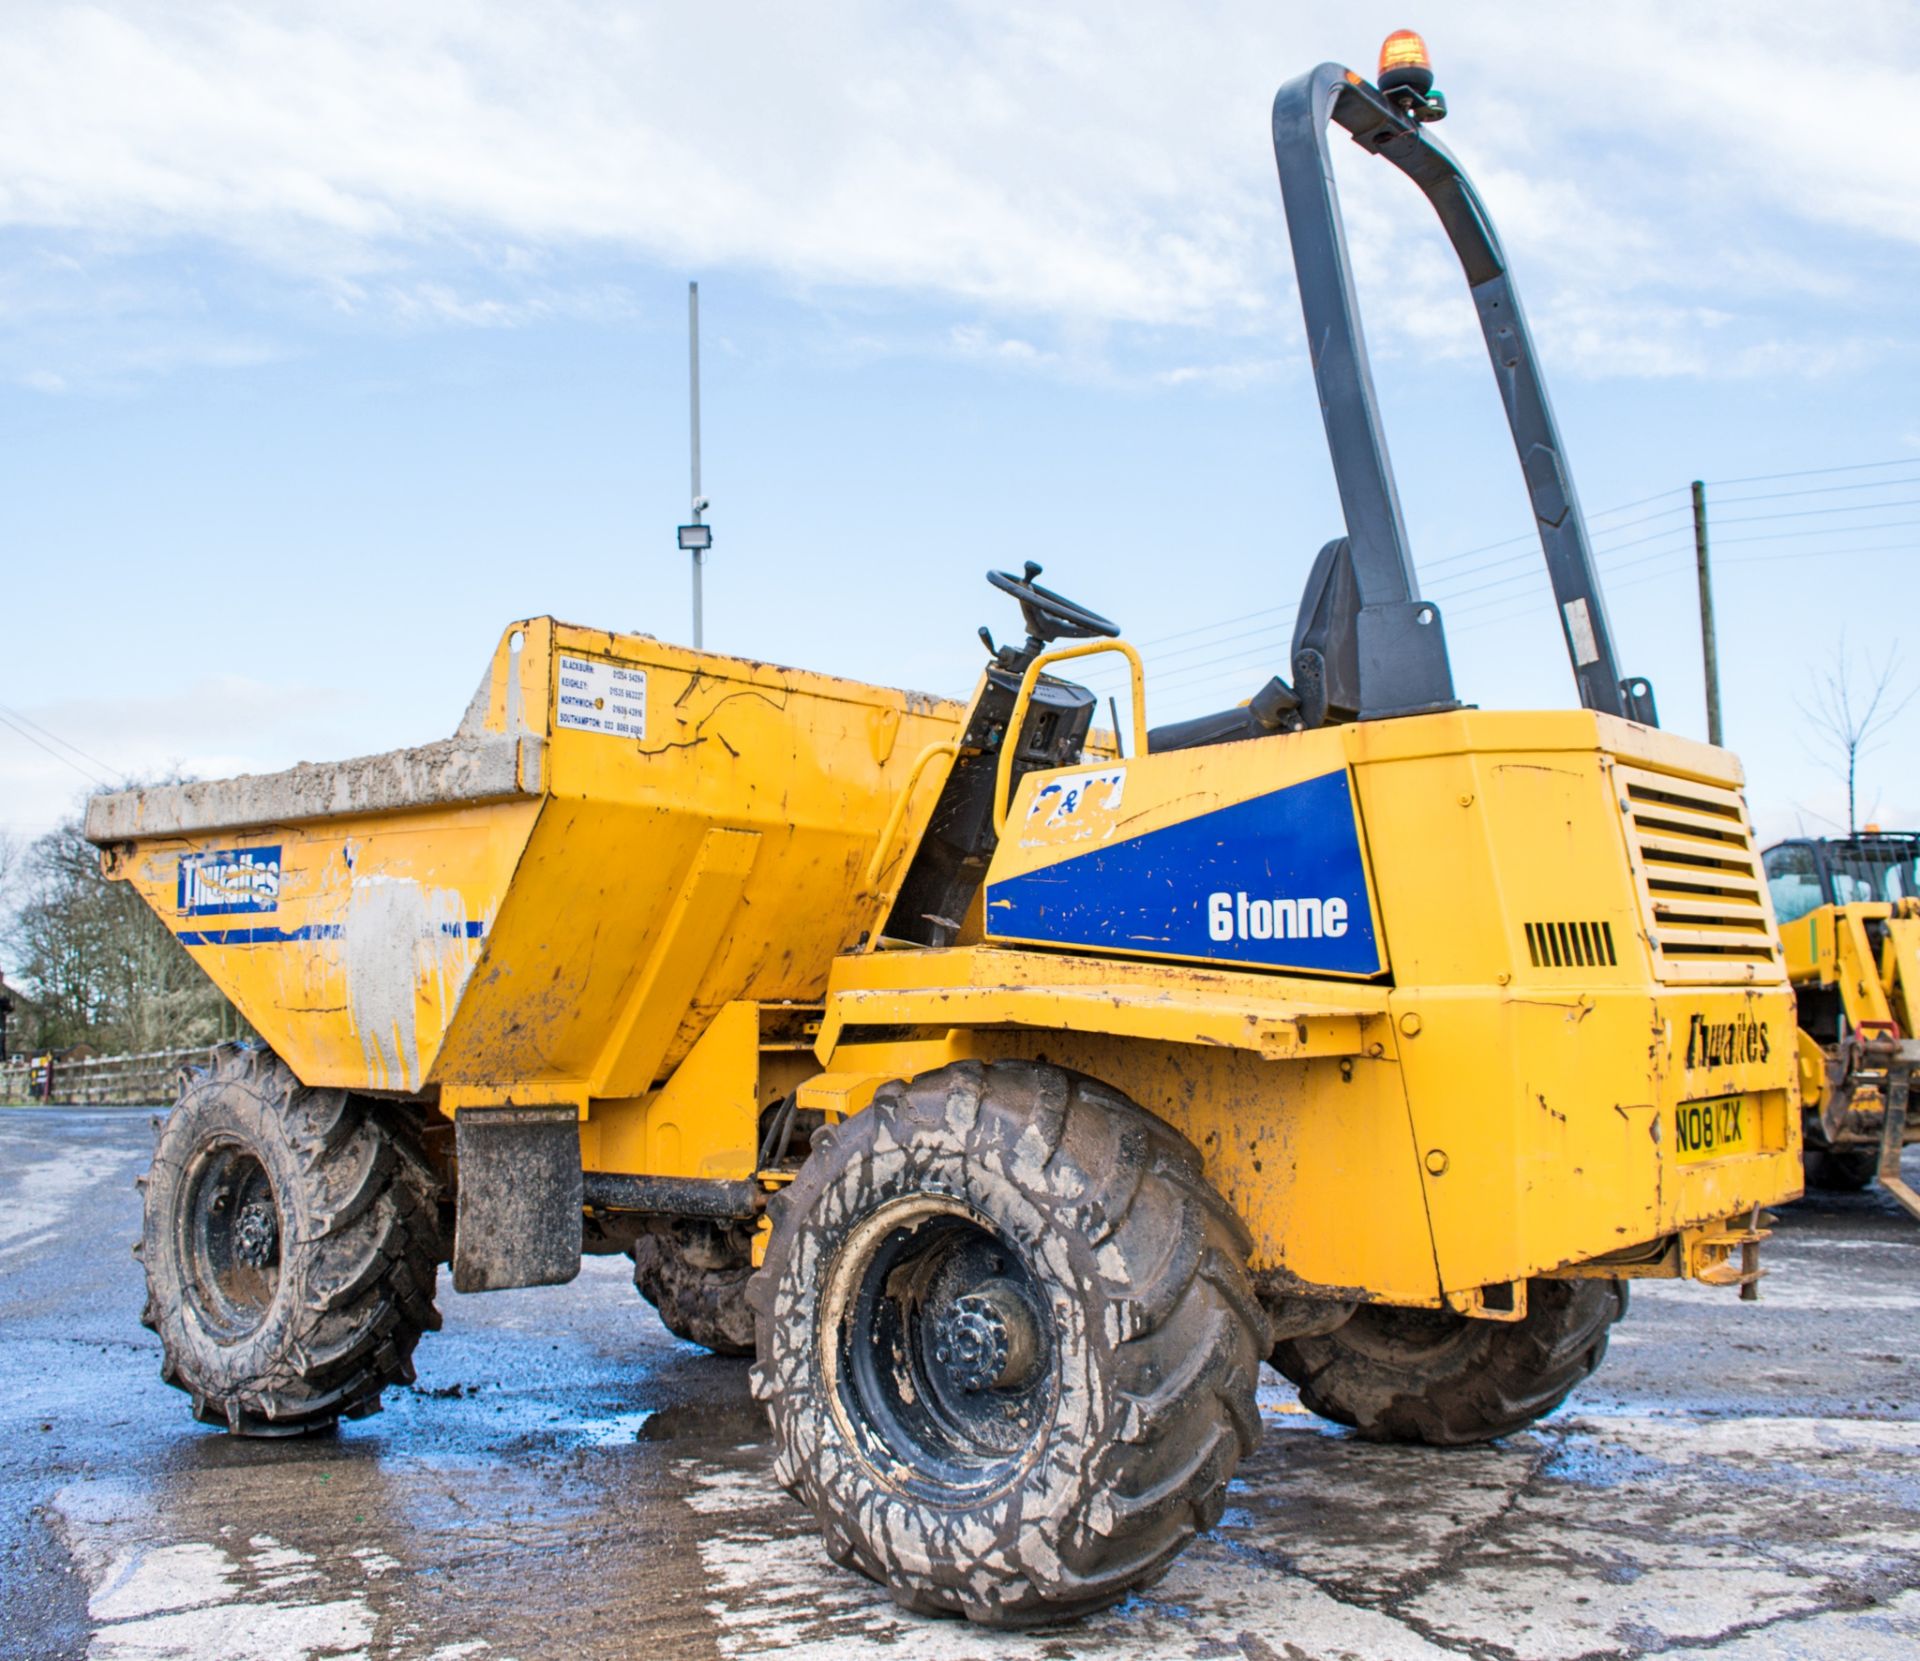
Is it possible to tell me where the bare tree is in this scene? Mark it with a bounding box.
[1799,636,1914,835]
[0,830,21,919]
[3,811,242,1053]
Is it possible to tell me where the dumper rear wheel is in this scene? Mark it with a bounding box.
[139,1047,443,1436]
[1269,1278,1626,1446]
[630,1219,756,1356]
[748,1060,1263,1627]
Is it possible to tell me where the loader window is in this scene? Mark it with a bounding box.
[1763,843,1823,924]
[1825,841,1920,907]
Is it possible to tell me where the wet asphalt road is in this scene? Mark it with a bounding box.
[2,1107,1918,1661]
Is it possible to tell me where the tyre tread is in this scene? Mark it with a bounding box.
[1273,1277,1627,1445]
[753,1058,1262,1626]
[630,1220,757,1356]
[143,1051,442,1435]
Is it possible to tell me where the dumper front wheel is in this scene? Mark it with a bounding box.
[749,1060,1263,1627]
[1804,1143,1878,1192]
[630,1219,756,1356]
[1269,1278,1626,1446]
[139,1048,443,1436]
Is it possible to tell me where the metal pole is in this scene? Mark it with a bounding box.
[1691,480,1723,746]
[689,280,704,649]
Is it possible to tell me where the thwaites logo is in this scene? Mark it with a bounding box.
[177,847,282,916]
[1683,1008,1772,1070]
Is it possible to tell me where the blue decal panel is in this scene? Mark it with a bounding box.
[177,847,282,917]
[986,770,1384,976]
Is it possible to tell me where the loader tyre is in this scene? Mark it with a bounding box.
[1269,1278,1627,1446]
[1804,1144,1878,1192]
[630,1219,756,1356]
[748,1060,1264,1627]
[139,1047,442,1436]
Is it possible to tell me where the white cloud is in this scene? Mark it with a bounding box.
[0,2,1914,381]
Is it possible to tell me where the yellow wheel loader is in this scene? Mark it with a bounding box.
[89,37,1803,1626]
[1763,830,1920,1219]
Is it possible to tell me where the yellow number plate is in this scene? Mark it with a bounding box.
[1673,1095,1757,1164]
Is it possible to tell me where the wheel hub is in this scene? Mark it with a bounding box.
[233,1199,279,1269]
[833,1199,1058,1488]
[179,1143,282,1340]
[931,1283,1042,1393]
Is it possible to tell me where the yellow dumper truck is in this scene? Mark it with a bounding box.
[89,38,1802,1626]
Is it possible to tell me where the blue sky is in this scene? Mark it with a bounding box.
[2,1,1916,870]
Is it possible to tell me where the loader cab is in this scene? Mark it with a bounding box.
[1764,833,1920,922]
[1824,833,1920,907]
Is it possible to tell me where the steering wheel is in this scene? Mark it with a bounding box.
[986,562,1120,644]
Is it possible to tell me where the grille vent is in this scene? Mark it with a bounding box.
[1525,920,1617,969]
[1615,764,1782,985]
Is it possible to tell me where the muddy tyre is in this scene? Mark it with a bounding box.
[139,1047,443,1436]
[749,1060,1264,1627]
[1270,1278,1627,1446]
[1804,1143,1878,1192]
[631,1219,756,1356]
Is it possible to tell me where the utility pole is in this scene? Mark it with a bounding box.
[676,280,712,648]
[1691,479,1723,747]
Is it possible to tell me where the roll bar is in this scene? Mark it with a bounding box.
[1272,63,1656,726]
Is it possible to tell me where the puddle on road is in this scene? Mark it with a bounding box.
[674,1408,1920,1661]
[37,1313,1920,1659]
[549,1409,655,1448]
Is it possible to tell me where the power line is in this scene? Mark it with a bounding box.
[1141,524,1707,706]
[1417,488,1688,575]
[1080,462,1919,717]
[1120,600,1298,655]
[1430,535,1690,609]
[1427,521,1919,648]
[1397,522,1681,606]
[1419,523,1694,609]
[1704,455,1920,487]
[1093,499,1677,665]
[1711,472,1920,507]
[1131,494,1911,668]
[1118,606,1302,672]
[1448,525,1920,641]
[1113,539,1692,704]
[0,711,114,789]
[1710,516,1920,548]
[0,701,127,783]
[1449,554,1698,641]
[1703,496,1920,528]
[1720,539,1920,566]
[1424,494,1916,599]
[1084,492,1705,693]
[1440,544,1693,629]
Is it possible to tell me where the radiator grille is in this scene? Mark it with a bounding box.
[1614,764,1783,985]
[1525,920,1618,969]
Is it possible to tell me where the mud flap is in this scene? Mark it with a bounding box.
[452,1106,583,1292]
